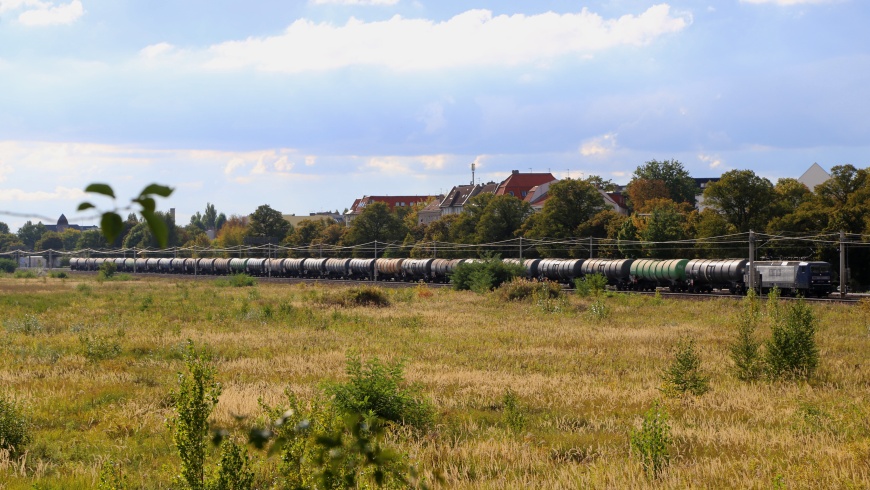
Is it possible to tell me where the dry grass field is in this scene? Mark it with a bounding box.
[0,273,868,489]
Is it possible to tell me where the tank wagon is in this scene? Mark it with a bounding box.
[67,254,833,296]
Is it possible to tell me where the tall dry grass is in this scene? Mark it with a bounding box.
[0,275,867,488]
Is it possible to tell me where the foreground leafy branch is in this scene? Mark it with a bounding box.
[78,183,174,247]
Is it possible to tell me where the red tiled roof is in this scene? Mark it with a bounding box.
[347,195,435,215]
[496,172,557,198]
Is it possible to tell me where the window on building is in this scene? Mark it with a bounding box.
[521,191,528,197]
[508,191,514,196]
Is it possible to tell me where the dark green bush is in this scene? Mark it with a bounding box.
[497,278,562,302]
[0,258,16,273]
[451,257,525,293]
[326,355,434,430]
[320,286,391,308]
[98,261,117,279]
[574,273,607,297]
[661,337,709,397]
[215,273,257,288]
[630,401,671,479]
[0,394,31,454]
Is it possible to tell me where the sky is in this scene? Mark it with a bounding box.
[0,0,868,231]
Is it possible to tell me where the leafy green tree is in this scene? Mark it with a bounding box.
[450,193,494,246]
[60,228,81,250]
[0,233,25,252]
[703,169,775,232]
[188,212,206,232]
[0,222,9,234]
[122,211,179,249]
[523,179,606,257]
[475,194,532,244]
[638,199,692,259]
[284,218,333,257]
[76,230,107,250]
[17,221,46,250]
[247,204,291,243]
[617,217,642,258]
[35,231,64,251]
[694,209,740,258]
[343,202,406,256]
[631,159,697,205]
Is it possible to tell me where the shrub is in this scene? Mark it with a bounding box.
[451,257,525,293]
[79,332,123,362]
[49,271,68,279]
[661,337,710,397]
[98,261,117,279]
[326,355,434,430]
[575,273,607,297]
[4,315,44,335]
[587,298,610,321]
[497,278,562,302]
[320,286,391,308]
[207,439,254,490]
[765,298,819,380]
[630,401,671,479]
[216,273,257,288]
[169,342,222,490]
[0,258,16,273]
[0,394,31,455]
[502,388,527,434]
[731,289,763,381]
[98,459,128,490]
[13,269,36,279]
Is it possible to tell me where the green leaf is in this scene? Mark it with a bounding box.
[141,210,169,248]
[100,212,124,244]
[77,202,95,211]
[133,197,156,213]
[84,183,116,199]
[140,183,173,198]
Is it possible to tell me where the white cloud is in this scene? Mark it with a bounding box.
[17,0,84,26]
[580,133,618,156]
[0,186,85,202]
[140,42,176,59]
[304,156,317,167]
[311,0,399,4]
[201,5,689,72]
[740,0,837,4]
[698,153,722,169]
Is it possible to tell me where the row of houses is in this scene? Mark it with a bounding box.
[280,163,830,229]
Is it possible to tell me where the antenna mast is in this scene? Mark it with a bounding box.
[471,162,476,185]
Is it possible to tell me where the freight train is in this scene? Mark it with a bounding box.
[68,256,834,297]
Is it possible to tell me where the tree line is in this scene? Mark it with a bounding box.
[2,160,869,283]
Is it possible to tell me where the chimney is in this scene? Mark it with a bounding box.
[512,169,519,174]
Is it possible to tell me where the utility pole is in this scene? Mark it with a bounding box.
[133,247,137,273]
[590,236,593,259]
[519,237,523,260]
[840,230,847,298]
[748,230,756,292]
[373,241,378,282]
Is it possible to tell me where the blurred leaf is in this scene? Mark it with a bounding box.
[85,183,116,199]
[133,197,156,213]
[77,202,95,211]
[100,212,123,243]
[248,428,273,450]
[141,210,169,248]
[140,184,173,198]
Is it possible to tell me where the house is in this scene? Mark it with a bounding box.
[495,170,557,199]
[343,195,436,226]
[43,214,99,233]
[417,197,445,225]
[523,182,553,212]
[798,163,831,192]
[439,182,499,216]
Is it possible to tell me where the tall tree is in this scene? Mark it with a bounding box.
[342,201,406,256]
[247,204,291,243]
[122,211,179,249]
[637,199,691,259]
[522,179,606,257]
[0,222,9,234]
[703,170,775,232]
[626,179,670,213]
[475,195,532,244]
[631,159,698,205]
[76,229,108,250]
[17,221,46,250]
[35,231,64,251]
[283,218,332,257]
